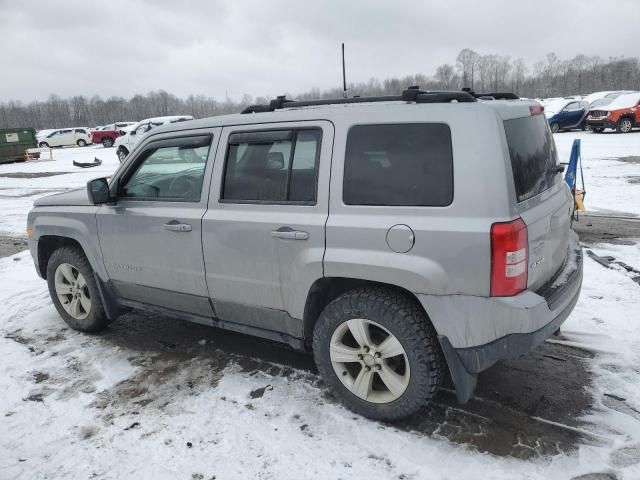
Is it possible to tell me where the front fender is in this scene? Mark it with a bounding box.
[30,206,107,280]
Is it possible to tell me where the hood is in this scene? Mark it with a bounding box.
[34,187,92,207]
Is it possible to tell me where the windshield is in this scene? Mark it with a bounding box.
[589,98,613,108]
[541,99,567,116]
[605,93,640,110]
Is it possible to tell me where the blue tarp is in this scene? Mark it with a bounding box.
[565,139,580,190]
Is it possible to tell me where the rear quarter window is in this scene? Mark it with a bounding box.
[503,115,559,202]
[343,123,453,206]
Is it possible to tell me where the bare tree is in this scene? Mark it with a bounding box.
[435,64,457,89]
[456,48,479,88]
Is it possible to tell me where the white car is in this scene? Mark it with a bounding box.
[114,115,193,162]
[37,128,92,148]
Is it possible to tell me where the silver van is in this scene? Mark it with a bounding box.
[27,88,582,420]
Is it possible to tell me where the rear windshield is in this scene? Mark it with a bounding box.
[504,114,559,202]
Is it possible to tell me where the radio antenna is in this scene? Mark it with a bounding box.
[342,43,347,98]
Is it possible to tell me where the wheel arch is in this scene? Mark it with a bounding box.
[37,235,83,278]
[302,276,432,349]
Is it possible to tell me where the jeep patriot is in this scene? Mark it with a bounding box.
[27,88,583,420]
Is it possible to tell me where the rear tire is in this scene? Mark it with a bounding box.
[312,287,443,421]
[46,246,112,333]
[102,137,114,148]
[77,139,87,147]
[550,123,560,133]
[617,118,633,133]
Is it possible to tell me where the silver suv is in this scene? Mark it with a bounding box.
[27,88,583,421]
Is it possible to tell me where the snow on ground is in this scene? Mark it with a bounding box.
[553,131,640,216]
[0,134,639,478]
[0,145,120,237]
[1,244,639,479]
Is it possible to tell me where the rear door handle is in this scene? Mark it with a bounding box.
[163,221,192,232]
[271,227,309,240]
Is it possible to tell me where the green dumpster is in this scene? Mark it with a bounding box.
[0,128,39,164]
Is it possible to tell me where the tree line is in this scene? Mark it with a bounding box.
[2,49,639,130]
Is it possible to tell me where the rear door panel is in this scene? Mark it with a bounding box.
[202,121,333,330]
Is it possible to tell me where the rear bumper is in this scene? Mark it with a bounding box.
[420,234,583,402]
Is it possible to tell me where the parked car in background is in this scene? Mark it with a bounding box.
[90,122,136,147]
[0,127,39,164]
[587,92,640,133]
[37,128,92,148]
[114,115,193,162]
[542,99,589,132]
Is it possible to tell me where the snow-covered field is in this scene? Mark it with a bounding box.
[0,134,639,479]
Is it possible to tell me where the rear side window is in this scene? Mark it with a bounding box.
[504,115,559,202]
[343,123,453,206]
[222,128,321,204]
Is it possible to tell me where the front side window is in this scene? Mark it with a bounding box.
[121,136,211,202]
[564,102,579,111]
[343,123,453,206]
[222,128,321,203]
[75,129,86,134]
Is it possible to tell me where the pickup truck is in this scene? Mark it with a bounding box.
[90,122,135,148]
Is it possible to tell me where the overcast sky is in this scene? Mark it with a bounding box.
[1,0,638,102]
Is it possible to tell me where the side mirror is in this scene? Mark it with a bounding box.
[267,152,285,170]
[87,177,111,204]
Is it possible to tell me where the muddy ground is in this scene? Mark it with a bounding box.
[2,214,638,467]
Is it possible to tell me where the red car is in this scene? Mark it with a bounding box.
[587,92,640,133]
[90,122,135,147]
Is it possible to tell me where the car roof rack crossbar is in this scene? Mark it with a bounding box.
[462,88,519,100]
[240,86,477,114]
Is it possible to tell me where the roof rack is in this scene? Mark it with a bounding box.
[240,86,477,114]
[461,88,519,100]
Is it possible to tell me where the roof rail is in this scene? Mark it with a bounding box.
[240,86,477,114]
[462,88,519,100]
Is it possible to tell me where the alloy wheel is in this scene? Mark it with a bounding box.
[620,119,632,133]
[329,318,410,404]
[54,263,91,320]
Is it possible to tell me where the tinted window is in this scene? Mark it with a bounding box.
[504,114,559,202]
[343,124,453,206]
[121,136,211,202]
[222,129,321,203]
[75,129,86,134]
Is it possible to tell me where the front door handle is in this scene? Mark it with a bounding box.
[271,227,309,240]
[163,221,192,232]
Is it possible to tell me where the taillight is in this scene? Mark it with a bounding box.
[490,218,528,297]
[530,105,544,115]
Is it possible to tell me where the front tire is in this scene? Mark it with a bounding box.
[617,118,633,133]
[46,246,112,333]
[117,147,128,163]
[77,139,87,147]
[313,287,443,421]
[102,137,114,148]
[39,142,49,148]
[550,123,560,134]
